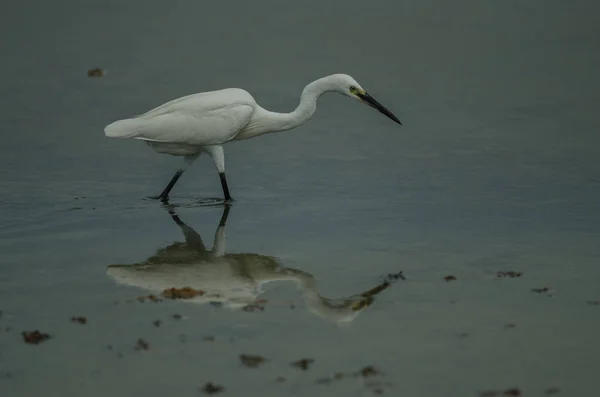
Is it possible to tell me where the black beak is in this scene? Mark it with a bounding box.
[358,92,402,125]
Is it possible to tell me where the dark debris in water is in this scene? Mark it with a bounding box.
[22,330,51,345]
[135,338,149,351]
[444,275,457,282]
[275,376,287,383]
[240,354,267,368]
[356,366,382,378]
[545,387,561,394]
[587,300,599,306]
[496,271,523,279]
[203,335,215,342]
[291,358,315,370]
[316,366,388,392]
[200,382,224,394]
[531,287,554,296]
[87,68,105,77]
[532,287,549,293]
[480,387,522,396]
[505,323,517,329]
[153,320,162,327]
[70,316,87,325]
[163,287,204,300]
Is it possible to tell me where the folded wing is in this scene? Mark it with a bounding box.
[105,89,255,146]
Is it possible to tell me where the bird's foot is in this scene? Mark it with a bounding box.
[147,194,170,203]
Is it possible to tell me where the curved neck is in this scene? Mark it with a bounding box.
[256,75,340,133]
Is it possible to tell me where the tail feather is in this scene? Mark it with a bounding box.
[104,119,140,139]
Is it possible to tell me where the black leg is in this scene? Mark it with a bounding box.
[219,204,231,227]
[219,172,232,201]
[158,169,184,201]
[169,211,185,226]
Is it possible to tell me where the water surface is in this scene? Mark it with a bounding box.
[1,0,600,396]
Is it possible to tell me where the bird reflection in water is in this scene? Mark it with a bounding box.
[107,205,401,324]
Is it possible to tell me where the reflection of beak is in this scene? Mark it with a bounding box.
[357,91,402,125]
[351,297,374,311]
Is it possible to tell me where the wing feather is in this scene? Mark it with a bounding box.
[105,89,255,146]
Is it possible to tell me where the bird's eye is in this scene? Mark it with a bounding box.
[349,86,356,92]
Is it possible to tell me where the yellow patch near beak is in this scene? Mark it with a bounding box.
[349,86,365,98]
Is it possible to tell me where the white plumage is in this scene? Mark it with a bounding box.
[105,73,401,201]
[105,89,254,145]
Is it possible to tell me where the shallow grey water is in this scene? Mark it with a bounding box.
[1,0,600,396]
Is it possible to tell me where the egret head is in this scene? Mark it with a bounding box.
[332,74,402,125]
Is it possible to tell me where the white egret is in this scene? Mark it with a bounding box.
[104,73,401,201]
